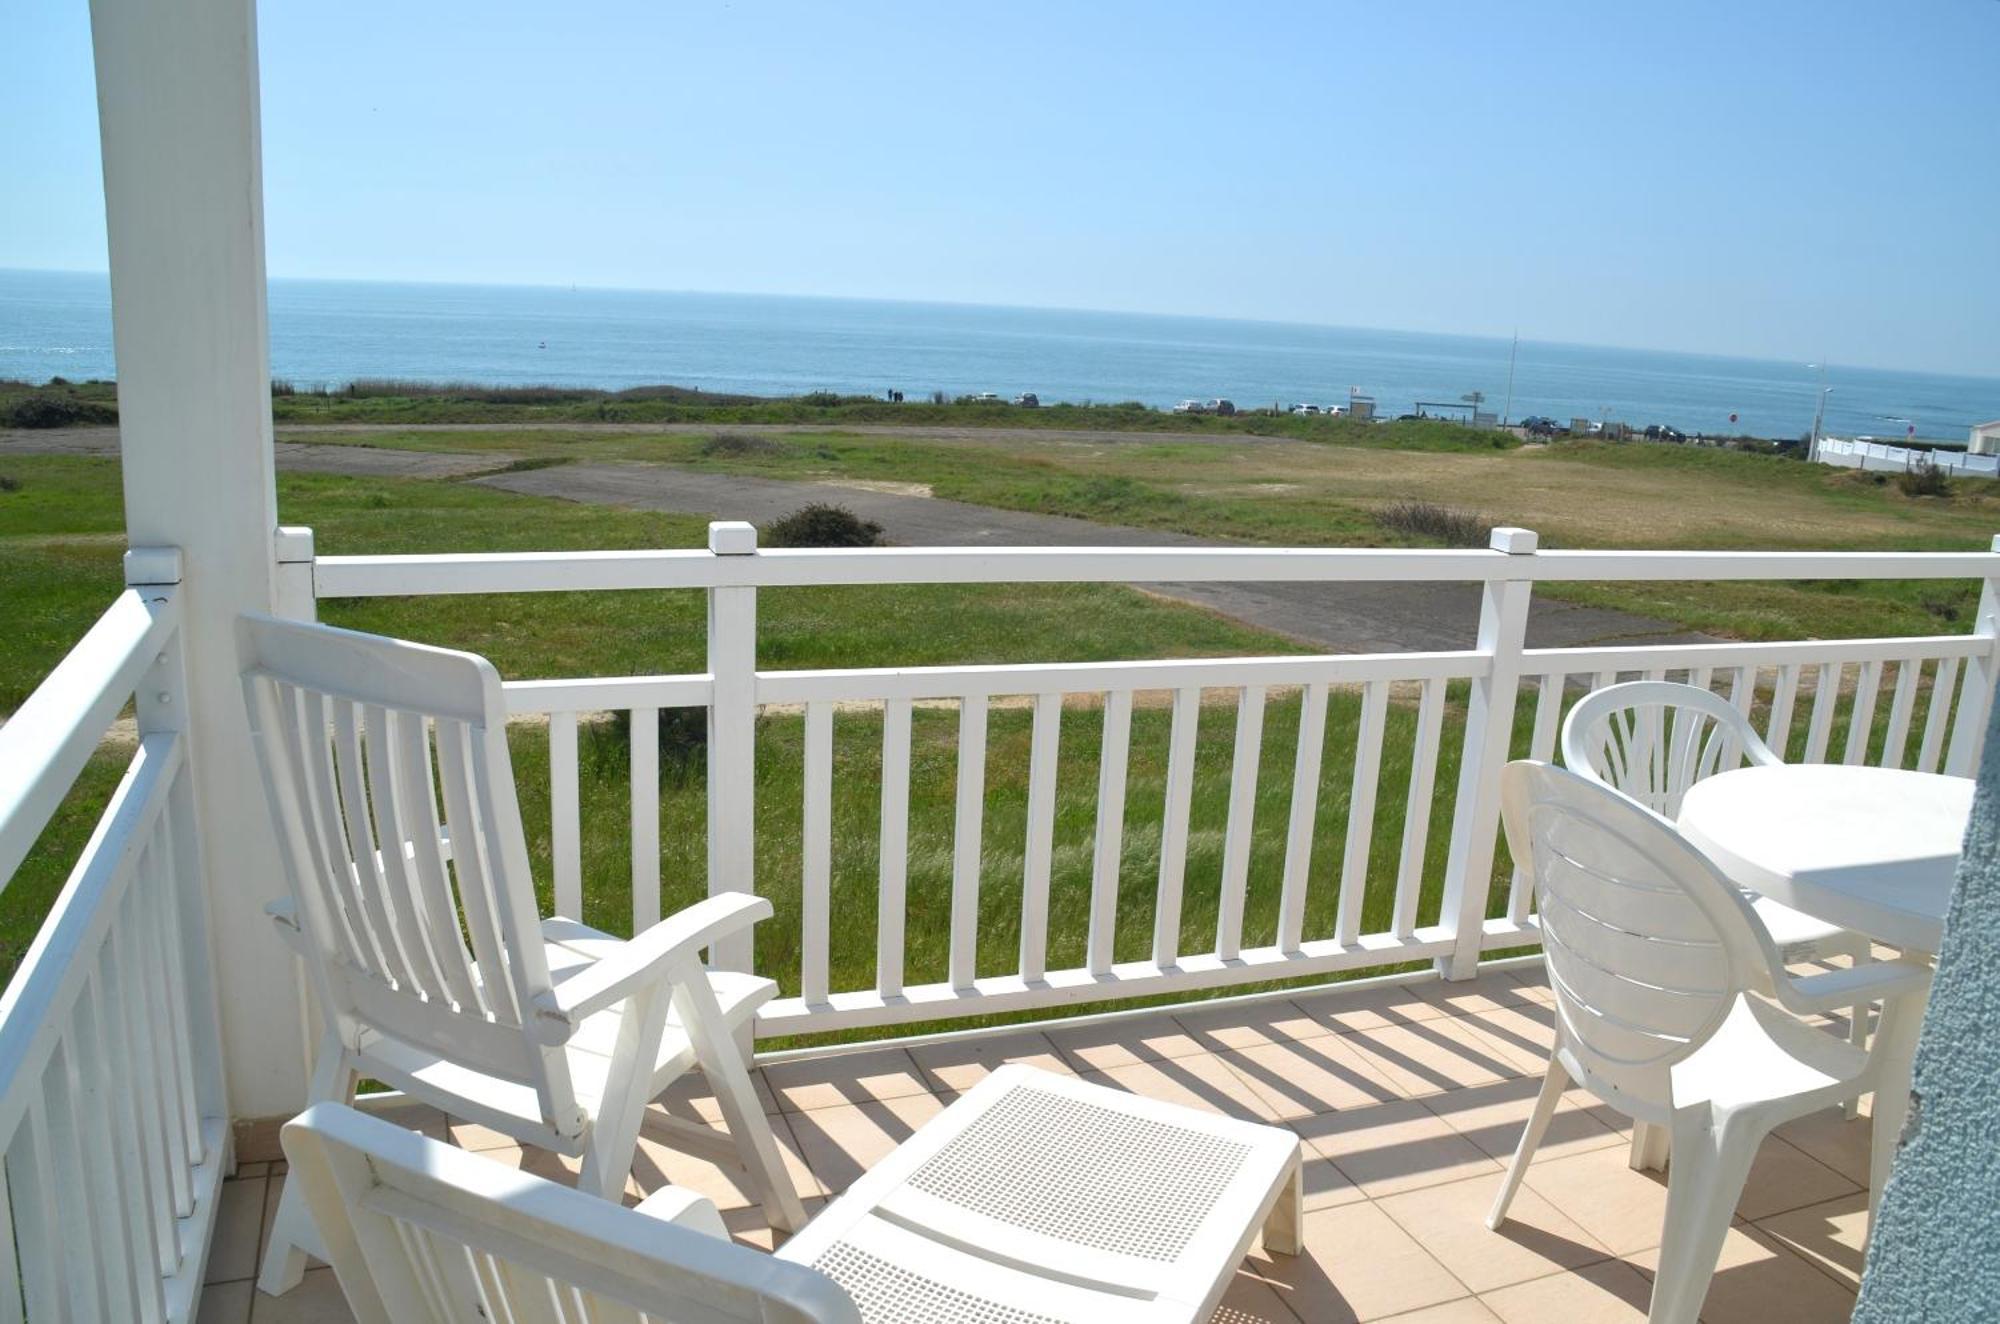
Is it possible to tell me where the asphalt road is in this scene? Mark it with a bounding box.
[6,427,1709,653]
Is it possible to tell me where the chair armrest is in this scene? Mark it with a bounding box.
[530,893,773,1039]
[633,1185,731,1240]
[1771,957,1931,1018]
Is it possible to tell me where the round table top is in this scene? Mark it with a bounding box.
[1678,763,1973,953]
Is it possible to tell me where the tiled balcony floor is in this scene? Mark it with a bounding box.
[199,966,1874,1324]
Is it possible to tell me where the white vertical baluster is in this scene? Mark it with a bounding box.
[1803,663,1840,763]
[1882,659,1919,770]
[11,1102,64,1321]
[1214,685,1266,962]
[877,699,911,1000]
[1020,693,1062,982]
[549,711,581,919]
[628,706,660,932]
[1276,683,1328,953]
[1336,682,1390,946]
[801,702,833,1005]
[1919,657,1958,774]
[1398,679,1448,935]
[1088,690,1135,974]
[1767,662,1802,757]
[950,696,989,989]
[1843,659,1883,764]
[1155,687,1202,966]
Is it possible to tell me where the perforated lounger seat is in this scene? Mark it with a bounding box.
[774,1063,1304,1323]
[357,916,777,1143]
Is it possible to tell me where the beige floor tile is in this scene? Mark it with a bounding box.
[1409,971,1538,1020]
[1175,998,1332,1052]
[231,1161,271,1181]
[249,1266,356,1323]
[354,1098,449,1140]
[907,1031,1072,1093]
[1374,1300,1503,1323]
[652,1066,780,1123]
[1480,1259,1652,1323]
[720,1195,827,1251]
[1753,1191,1871,1291]
[1503,966,1553,1005]
[763,1047,929,1112]
[1291,981,1449,1034]
[1734,1136,1861,1221]
[1519,1145,1673,1256]
[442,1117,520,1152]
[196,1278,255,1324]
[1337,1018,1523,1098]
[1049,1014,1206,1069]
[1298,1146,1369,1212]
[784,1092,947,1194]
[1377,1172,1610,1293]
[1628,1223,1856,1323]
[1077,1051,1280,1122]
[630,1109,827,1210]
[1446,1000,1560,1074]
[1292,1099,1501,1199]
[1419,1075,1624,1164]
[1772,1105,1872,1187]
[1209,1268,1305,1323]
[1245,1201,1469,1323]
[206,1174,268,1284]
[1227,1035,1403,1119]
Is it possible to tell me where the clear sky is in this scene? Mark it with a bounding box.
[6,1,1998,376]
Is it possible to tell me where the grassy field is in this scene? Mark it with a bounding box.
[277,420,2000,640]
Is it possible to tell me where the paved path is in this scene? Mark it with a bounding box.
[6,429,1707,653]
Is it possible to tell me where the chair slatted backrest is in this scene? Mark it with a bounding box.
[1500,761,1781,1110]
[284,1103,857,1324]
[1561,681,1779,819]
[239,614,578,1132]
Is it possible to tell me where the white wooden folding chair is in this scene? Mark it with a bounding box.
[1488,761,1930,1324]
[238,613,805,1296]
[285,1063,1303,1324]
[1562,679,1876,1161]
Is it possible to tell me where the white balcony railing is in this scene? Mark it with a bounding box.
[311,525,2000,1040]
[0,556,230,1320]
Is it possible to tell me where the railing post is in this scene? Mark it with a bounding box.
[273,526,317,622]
[1944,534,2000,776]
[1436,527,1538,981]
[706,522,760,987]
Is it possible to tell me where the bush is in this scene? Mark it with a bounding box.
[0,476,19,493]
[4,394,117,429]
[699,433,786,459]
[766,503,883,548]
[1373,499,1490,547]
[592,708,708,778]
[1897,457,1951,497]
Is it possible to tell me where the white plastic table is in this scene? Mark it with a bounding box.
[1678,762,1973,1217]
[1679,764,1973,954]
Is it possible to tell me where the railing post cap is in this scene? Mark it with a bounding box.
[709,521,758,555]
[274,525,316,563]
[1488,527,1539,554]
[124,546,184,587]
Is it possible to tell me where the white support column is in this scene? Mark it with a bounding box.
[1436,527,1538,981]
[273,527,317,622]
[88,0,303,1117]
[706,522,760,981]
[1944,535,2000,777]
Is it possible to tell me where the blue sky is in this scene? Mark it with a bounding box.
[6,1,1998,375]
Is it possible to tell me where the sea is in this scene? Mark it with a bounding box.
[3,267,1994,442]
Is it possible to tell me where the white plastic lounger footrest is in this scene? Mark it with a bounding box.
[777,1064,1303,1324]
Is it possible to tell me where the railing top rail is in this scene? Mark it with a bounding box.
[1522,632,1988,671]
[0,587,178,888]
[314,544,2000,599]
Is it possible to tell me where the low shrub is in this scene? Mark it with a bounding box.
[766,503,883,548]
[1897,457,1951,497]
[1373,499,1490,547]
[0,476,19,493]
[4,394,117,428]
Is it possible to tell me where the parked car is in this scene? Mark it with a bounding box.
[1290,403,1321,416]
[1209,398,1236,417]
[969,392,1000,403]
[1520,416,1564,437]
[1012,393,1040,408]
[1173,399,1206,414]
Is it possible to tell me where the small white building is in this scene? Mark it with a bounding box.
[1970,419,2000,456]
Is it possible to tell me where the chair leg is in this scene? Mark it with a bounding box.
[1487,1057,1568,1230]
[1629,1120,1671,1172]
[1843,937,1874,1119]
[258,1030,353,1296]
[579,983,674,1202]
[1646,1110,1761,1324]
[1263,1154,1304,1256]
[673,963,809,1234]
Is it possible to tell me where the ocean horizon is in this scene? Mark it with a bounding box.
[3,267,1995,442]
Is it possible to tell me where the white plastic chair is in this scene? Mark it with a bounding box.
[239,614,806,1295]
[1487,761,1930,1324]
[285,1064,1304,1323]
[1561,679,1876,1161]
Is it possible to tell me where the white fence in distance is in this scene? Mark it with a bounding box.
[1817,436,2000,479]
